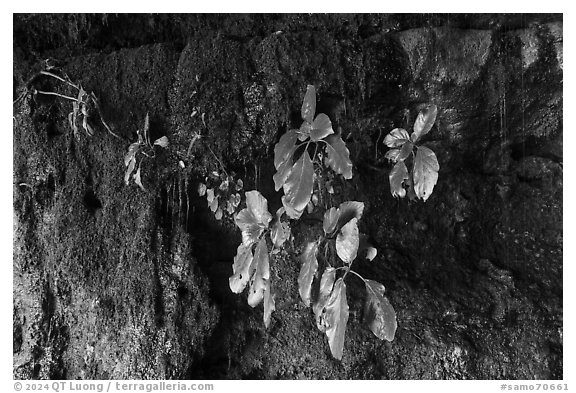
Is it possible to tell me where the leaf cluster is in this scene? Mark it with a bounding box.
[198,172,244,220]
[385,105,439,201]
[229,190,290,327]
[273,85,353,219]
[124,113,169,190]
[298,201,396,359]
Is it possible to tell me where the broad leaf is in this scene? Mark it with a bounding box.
[336,201,364,230]
[384,128,410,148]
[134,166,145,191]
[323,207,340,235]
[336,218,360,264]
[229,244,254,293]
[281,195,304,220]
[324,278,349,360]
[301,85,316,124]
[364,280,397,341]
[283,150,314,214]
[235,198,267,247]
[270,219,290,248]
[324,134,353,179]
[153,136,169,148]
[215,208,223,220]
[245,190,272,227]
[273,154,295,191]
[274,130,298,169]
[263,282,275,328]
[310,113,334,142]
[314,267,336,331]
[247,238,270,307]
[234,190,273,246]
[397,141,413,162]
[389,161,409,198]
[411,105,438,143]
[298,241,319,306]
[413,146,439,201]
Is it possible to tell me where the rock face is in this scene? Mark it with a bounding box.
[13,14,562,379]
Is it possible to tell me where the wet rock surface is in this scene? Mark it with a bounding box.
[13,14,562,379]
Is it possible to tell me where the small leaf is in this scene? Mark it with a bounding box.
[306,200,314,214]
[153,136,169,148]
[413,146,439,201]
[336,218,360,264]
[336,201,364,230]
[283,150,314,214]
[323,207,340,235]
[324,278,349,360]
[209,195,219,213]
[384,148,401,163]
[236,179,244,191]
[263,282,275,328]
[134,166,145,191]
[301,84,316,124]
[247,238,270,307]
[412,104,438,143]
[82,116,94,136]
[198,183,207,196]
[124,157,136,185]
[229,244,254,293]
[298,241,319,307]
[298,121,312,141]
[206,188,215,203]
[324,134,353,179]
[389,161,409,198]
[219,179,229,192]
[364,280,397,341]
[231,193,241,208]
[397,141,414,162]
[384,128,410,148]
[310,113,334,141]
[215,208,223,220]
[274,130,298,169]
[365,247,377,261]
[314,267,336,331]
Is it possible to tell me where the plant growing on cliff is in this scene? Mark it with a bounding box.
[273,85,352,219]
[14,68,121,140]
[385,105,439,201]
[124,113,169,190]
[229,190,290,327]
[228,85,396,360]
[298,201,396,360]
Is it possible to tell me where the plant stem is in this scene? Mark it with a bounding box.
[39,70,79,90]
[33,89,80,102]
[89,93,123,140]
[206,143,229,178]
